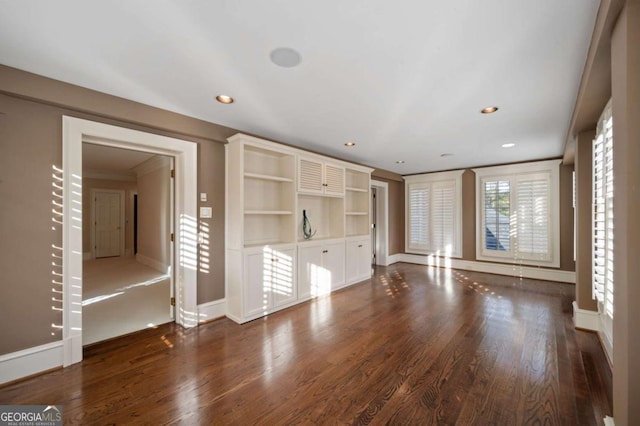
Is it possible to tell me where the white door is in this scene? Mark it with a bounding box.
[94,190,123,258]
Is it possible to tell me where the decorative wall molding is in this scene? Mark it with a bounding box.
[0,341,63,385]
[391,253,576,283]
[197,299,226,323]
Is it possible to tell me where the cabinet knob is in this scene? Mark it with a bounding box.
[322,249,328,253]
[358,244,363,248]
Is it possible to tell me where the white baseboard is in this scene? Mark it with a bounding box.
[395,254,576,283]
[572,301,599,331]
[604,416,615,426]
[197,299,226,323]
[385,253,402,266]
[0,341,63,384]
[136,253,168,274]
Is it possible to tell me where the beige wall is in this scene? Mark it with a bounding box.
[461,170,476,259]
[574,131,597,311]
[0,66,232,355]
[136,159,171,269]
[611,3,640,423]
[559,164,576,271]
[0,94,64,354]
[82,178,137,256]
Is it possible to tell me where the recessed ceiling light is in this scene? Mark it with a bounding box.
[344,141,356,147]
[501,143,515,148]
[440,153,454,157]
[216,95,234,104]
[481,106,499,114]
[270,47,302,68]
[396,160,405,164]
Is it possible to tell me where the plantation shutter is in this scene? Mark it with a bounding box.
[593,100,614,318]
[431,181,456,254]
[515,175,550,260]
[408,184,429,251]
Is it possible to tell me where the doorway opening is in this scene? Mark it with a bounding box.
[62,117,198,366]
[82,144,175,345]
[370,180,389,266]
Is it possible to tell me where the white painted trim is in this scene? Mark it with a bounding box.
[197,299,226,323]
[604,416,615,426]
[62,116,199,370]
[396,253,575,283]
[136,253,169,274]
[386,253,403,265]
[572,301,600,331]
[371,180,389,266]
[0,341,63,384]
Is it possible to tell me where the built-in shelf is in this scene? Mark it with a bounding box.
[227,133,373,324]
[244,172,293,183]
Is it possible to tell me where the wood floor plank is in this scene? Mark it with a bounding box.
[0,263,612,425]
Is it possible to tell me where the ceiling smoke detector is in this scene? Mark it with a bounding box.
[270,47,302,68]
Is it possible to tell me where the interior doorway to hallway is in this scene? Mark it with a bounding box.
[370,180,389,266]
[62,116,199,366]
[82,144,175,345]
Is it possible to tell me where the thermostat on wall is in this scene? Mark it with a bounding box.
[200,207,212,218]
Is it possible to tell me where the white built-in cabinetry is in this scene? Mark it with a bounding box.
[226,134,373,323]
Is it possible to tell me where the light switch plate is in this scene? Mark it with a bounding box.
[200,207,212,218]
[200,192,208,202]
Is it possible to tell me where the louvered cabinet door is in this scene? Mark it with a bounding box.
[324,164,345,196]
[298,157,324,194]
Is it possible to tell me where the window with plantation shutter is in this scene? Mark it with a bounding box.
[474,159,561,267]
[405,170,463,258]
[593,99,614,326]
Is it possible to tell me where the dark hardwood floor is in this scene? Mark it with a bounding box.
[0,263,612,425]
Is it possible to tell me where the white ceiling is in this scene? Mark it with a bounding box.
[0,1,599,175]
[82,143,156,177]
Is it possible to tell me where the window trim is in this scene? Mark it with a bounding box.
[473,159,561,268]
[405,169,464,258]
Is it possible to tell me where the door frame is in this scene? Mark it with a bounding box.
[371,180,389,266]
[90,188,126,259]
[62,116,198,367]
